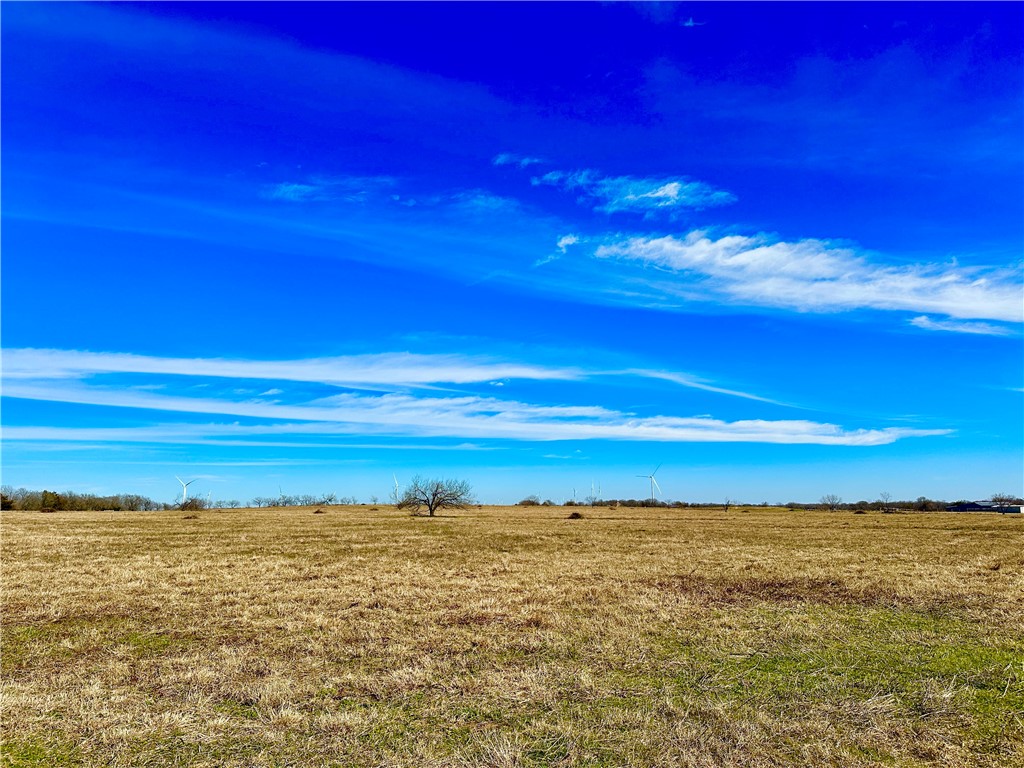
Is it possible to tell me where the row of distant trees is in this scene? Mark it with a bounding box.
[249,493,357,508]
[1,486,164,512]
[517,493,1023,512]
[0,485,355,512]
[518,495,684,508]
[789,493,1022,513]
[4,483,1020,513]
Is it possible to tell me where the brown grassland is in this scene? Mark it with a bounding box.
[2,505,1022,767]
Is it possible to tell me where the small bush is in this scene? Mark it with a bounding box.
[567,511,584,520]
[182,514,199,520]
[313,508,326,515]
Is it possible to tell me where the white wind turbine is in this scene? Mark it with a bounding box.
[636,464,662,505]
[175,476,196,504]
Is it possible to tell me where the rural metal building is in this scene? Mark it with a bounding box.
[945,500,1023,513]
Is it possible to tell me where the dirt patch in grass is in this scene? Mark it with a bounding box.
[651,573,992,613]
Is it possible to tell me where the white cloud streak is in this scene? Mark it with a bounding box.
[596,231,1024,323]
[621,369,783,404]
[4,380,949,446]
[4,347,946,448]
[262,175,397,203]
[534,170,736,216]
[1,423,493,450]
[2,349,583,387]
[2,348,777,403]
[556,234,580,253]
[493,152,544,168]
[447,190,521,213]
[909,316,1015,336]
[535,234,582,267]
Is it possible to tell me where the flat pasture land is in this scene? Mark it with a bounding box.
[3,506,1022,767]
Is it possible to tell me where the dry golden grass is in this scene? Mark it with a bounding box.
[2,505,1022,767]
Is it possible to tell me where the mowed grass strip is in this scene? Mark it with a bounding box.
[2,506,1022,767]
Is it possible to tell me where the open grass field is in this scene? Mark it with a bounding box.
[2,505,1022,767]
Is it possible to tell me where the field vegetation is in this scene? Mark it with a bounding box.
[2,505,1022,767]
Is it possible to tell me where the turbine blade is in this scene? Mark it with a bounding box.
[652,464,662,476]
[652,477,662,495]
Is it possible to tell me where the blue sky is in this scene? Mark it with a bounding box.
[2,2,1021,505]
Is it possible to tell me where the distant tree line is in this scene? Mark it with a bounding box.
[0,485,360,512]
[518,496,732,509]
[787,494,1023,512]
[1,485,362,512]
[1,486,163,512]
[5,483,1018,513]
[248,493,356,508]
[515,493,1023,512]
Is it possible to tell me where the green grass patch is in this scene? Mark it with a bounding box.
[0,738,83,768]
[653,605,1023,759]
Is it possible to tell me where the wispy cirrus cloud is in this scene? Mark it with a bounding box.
[621,369,782,404]
[1,348,778,403]
[596,231,1024,323]
[556,234,581,252]
[533,169,736,216]
[262,175,397,203]
[2,348,582,388]
[447,190,521,214]
[534,233,582,267]
[493,152,545,168]
[3,380,948,446]
[2,423,493,450]
[909,316,1015,337]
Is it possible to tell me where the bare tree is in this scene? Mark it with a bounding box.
[820,494,843,512]
[992,493,1023,509]
[396,476,473,517]
[723,497,734,513]
[180,496,208,511]
[878,491,893,514]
